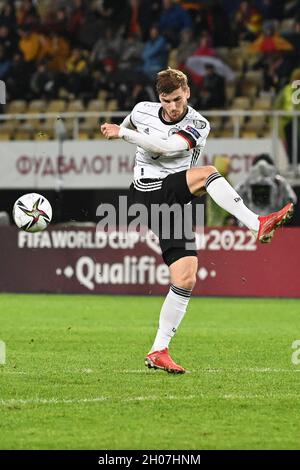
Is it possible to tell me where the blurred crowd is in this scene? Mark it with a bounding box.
[0,0,300,110]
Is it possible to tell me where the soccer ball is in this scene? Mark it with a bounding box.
[13,193,52,232]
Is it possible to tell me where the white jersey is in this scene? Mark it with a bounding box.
[128,101,210,180]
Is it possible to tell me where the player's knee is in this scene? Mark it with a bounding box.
[178,275,196,290]
[169,253,198,290]
[175,270,197,290]
[193,165,218,190]
[204,165,218,178]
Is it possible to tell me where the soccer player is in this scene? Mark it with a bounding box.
[101,68,293,374]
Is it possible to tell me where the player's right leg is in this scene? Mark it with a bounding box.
[129,180,188,373]
[145,254,197,374]
[186,166,293,243]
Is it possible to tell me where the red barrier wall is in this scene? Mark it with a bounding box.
[0,226,299,297]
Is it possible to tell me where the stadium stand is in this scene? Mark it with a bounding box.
[0,0,300,143]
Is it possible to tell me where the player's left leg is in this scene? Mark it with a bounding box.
[186,166,293,242]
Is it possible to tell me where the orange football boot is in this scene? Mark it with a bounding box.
[145,348,186,374]
[257,202,294,243]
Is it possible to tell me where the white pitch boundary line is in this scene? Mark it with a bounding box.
[0,371,27,375]
[194,368,300,373]
[94,367,300,374]
[1,392,300,407]
[123,395,197,402]
[222,393,300,399]
[0,397,108,406]
[0,395,196,407]
[2,367,300,376]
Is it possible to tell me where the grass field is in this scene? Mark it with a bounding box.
[0,293,300,450]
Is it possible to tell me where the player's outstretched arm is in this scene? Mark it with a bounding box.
[100,123,189,156]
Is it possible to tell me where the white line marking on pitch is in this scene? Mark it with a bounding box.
[0,371,27,375]
[120,368,300,374]
[123,395,197,402]
[0,397,108,406]
[2,367,300,376]
[0,395,196,407]
[118,368,300,374]
[222,393,300,399]
[0,392,300,407]
[194,368,300,373]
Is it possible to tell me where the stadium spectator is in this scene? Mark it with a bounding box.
[98,0,131,32]
[196,64,225,109]
[233,0,262,42]
[30,60,57,99]
[16,0,39,27]
[180,0,207,35]
[274,68,300,165]
[235,154,297,215]
[118,33,143,71]
[41,31,70,72]
[5,51,30,100]
[91,27,122,64]
[206,0,230,47]
[0,44,11,81]
[262,52,293,93]
[76,8,105,49]
[68,0,87,41]
[221,0,243,19]
[128,0,141,36]
[280,12,300,55]
[249,22,294,54]
[93,58,131,108]
[44,7,71,39]
[0,22,18,58]
[18,24,42,63]
[159,0,193,47]
[0,1,17,29]
[253,0,284,21]
[137,0,163,41]
[193,31,215,58]
[283,0,300,19]
[177,28,197,68]
[65,47,89,96]
[142,24,168,79]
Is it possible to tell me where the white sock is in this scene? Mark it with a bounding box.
[205,172,260,231]
[150,284,192,352]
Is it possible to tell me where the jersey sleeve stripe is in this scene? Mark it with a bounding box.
[177,130,196,149]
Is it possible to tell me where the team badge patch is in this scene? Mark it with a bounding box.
[168,127,179,136]
[193,119,207,129]
[185,125,201,139]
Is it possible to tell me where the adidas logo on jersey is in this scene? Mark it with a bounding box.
[144,128,150,134]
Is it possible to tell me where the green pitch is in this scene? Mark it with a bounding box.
[0,293,300,450]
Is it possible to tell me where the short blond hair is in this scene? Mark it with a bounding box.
[156,68,189,95]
